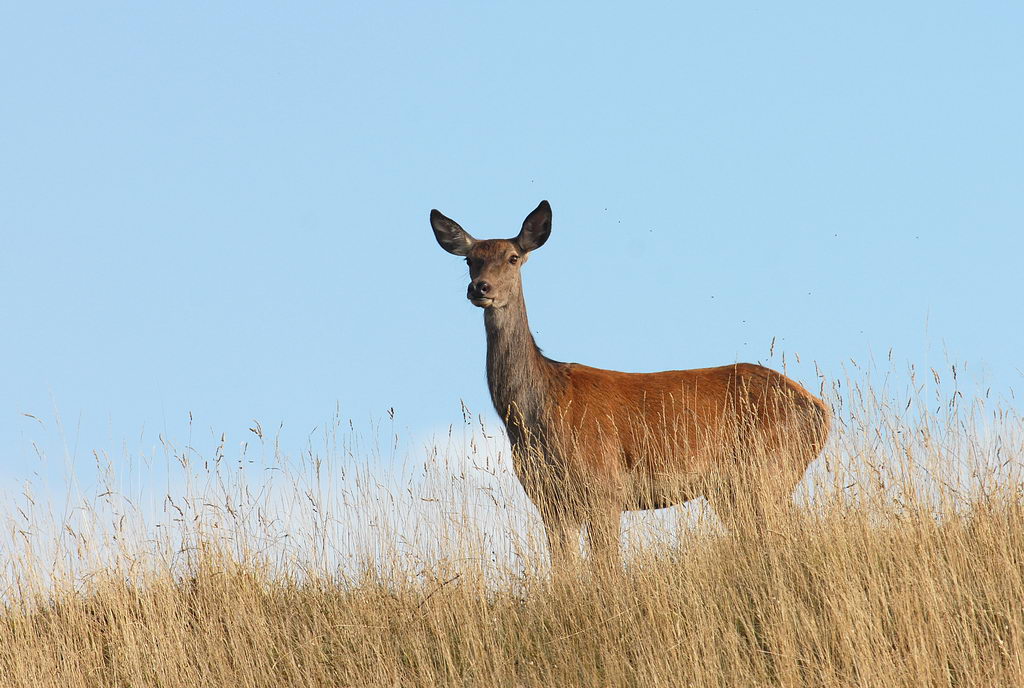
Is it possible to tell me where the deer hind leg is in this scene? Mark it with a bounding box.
[705,481,741,534]
[705,470,800,538]
[703,471,768,535]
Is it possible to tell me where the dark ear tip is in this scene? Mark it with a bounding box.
[430,209,441,219]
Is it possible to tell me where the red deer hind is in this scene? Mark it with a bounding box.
[430,200,830,567]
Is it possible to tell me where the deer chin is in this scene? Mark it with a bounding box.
[470,297,495,308]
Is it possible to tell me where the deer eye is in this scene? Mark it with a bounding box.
[509,255,519,265]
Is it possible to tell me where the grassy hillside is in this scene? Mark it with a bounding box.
[2,371,1022,687]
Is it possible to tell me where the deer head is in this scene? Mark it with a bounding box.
[430,201,552,309]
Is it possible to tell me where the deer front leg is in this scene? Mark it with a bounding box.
[542,511,581,571]
[585,505,622,572]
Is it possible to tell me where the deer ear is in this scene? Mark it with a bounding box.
[515,200,551,253]
[430,209,476,256]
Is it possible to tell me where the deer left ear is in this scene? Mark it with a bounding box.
[515,200,551,253]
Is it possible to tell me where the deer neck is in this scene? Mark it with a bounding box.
[483,288,552,434]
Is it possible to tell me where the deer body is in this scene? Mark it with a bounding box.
[431,201,829,566]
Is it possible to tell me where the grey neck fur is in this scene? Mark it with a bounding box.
[483,289,554,440]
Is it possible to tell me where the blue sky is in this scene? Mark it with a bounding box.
[2,3,1022,490]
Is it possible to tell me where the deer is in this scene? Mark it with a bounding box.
[430,200,830,568]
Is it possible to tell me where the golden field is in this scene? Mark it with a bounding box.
[2,366,1022,687]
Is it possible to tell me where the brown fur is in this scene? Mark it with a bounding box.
[431,201,830,567]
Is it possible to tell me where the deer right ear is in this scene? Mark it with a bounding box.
[430,209,476,256]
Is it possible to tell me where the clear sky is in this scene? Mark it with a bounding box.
[2,3,1022,490]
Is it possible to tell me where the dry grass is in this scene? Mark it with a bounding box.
[3,367,1023,687]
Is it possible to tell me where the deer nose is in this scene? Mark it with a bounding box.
[469,280,491,298]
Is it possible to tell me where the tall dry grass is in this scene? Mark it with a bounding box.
[2,365,1023,687]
